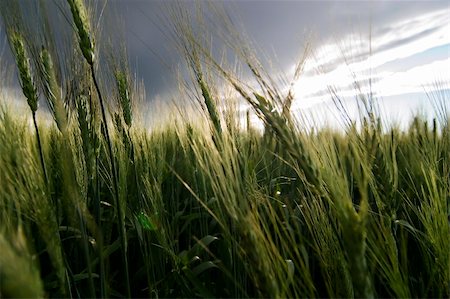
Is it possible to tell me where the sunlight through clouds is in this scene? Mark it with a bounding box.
[291,7,450,111]
[376,58,450,97]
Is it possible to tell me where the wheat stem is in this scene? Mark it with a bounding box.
[32,112,48,186]
[91,64,131,298]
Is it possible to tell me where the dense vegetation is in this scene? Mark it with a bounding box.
[0,1,449,298]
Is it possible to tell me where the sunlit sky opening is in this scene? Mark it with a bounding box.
[292,8,449,105]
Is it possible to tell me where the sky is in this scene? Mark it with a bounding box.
[107,0,450,127]
[1,0,449,128]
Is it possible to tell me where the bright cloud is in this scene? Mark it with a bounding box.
[290,7,450,111]
[375,58,450,97]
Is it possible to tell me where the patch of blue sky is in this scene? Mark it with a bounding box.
[377,43,450,74]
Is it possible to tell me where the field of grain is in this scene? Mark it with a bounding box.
[0,1,449,298]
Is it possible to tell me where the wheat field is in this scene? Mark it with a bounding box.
[0,1,449,298]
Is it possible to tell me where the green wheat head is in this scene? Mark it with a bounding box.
[10,32,38,113]
[40,48,68,132]
[67,0,94,65]
[115,70,132,127]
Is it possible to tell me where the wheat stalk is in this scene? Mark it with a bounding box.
[9,31,48,183]
[66,0,131,296]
